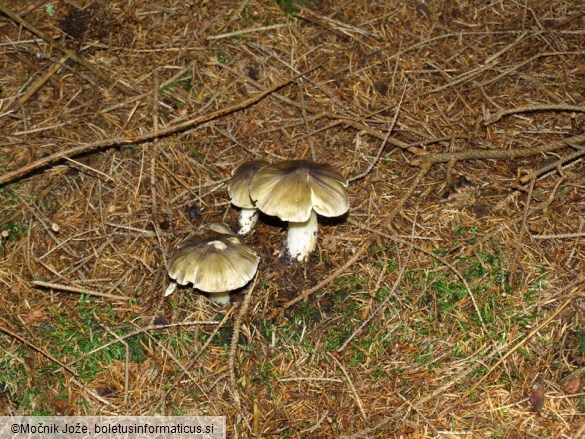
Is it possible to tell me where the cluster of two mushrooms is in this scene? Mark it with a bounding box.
[165,160,348,304]
[228,159,349,263]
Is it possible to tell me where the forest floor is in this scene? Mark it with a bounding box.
[0,0,584,437]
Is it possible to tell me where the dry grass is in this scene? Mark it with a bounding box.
[1,0,584,437]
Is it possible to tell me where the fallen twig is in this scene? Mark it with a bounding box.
[337,209,416,352]
[31,280,130,301]
[0,54,68,126]
[0,66,319,186]
[482,104,585,126]
[229,276,258,413]
[267,238,374,320]
[348,86,407,183]
[531,231,585,239]
[478,50,585,88]
[519,145,585,183]
[470,282,582,392]
[329,353,367,421]
[150,308,236,414]
[206,23,286,40]
[53,320,219,374]
[412,132,585,165]
[0,320,78,376]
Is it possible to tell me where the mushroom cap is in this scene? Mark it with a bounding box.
[167,222,259,292]
[227,160,269,208]
[249,159,349,222]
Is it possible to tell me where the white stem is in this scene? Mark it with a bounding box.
[165,282,231,304]
[238,208,259,235]
[207,291,231,304]
[164,281,177,297]
[286,210,318,262]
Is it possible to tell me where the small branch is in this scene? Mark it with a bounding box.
[58,320,219,370]
[150,308,236,414]
[470,284,581,392]
[278,377,342,383]
[267,238,374,320]
[344,119,425,157]
[0,320,78,376]
[519,146,585,184]
[229,276,258,412]
[348,86,407,183]
[104,222,166,237]
[531,232,585,239]
[482,104,585,125]
[478,50,585,88]
[420,65,484,97]
[329,353,367,421]
[509,177,536,287]
[0,54,68,125]
[296,12,348,39]
[31,280,130,301]
[337,208,417,352]
[0,66,319,186]
[298,9,373,37]
[206,23,286,40]
[149,73,161,235]
[62,156,114,181]
[412,132,585,165]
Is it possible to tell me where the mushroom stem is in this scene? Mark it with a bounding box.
[237,208,259,235]
[164,281,177,297]
[286,210,318,262]
[207,291,231,304]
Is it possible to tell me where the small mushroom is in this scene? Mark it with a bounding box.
[165,223,259,304]
[249,159,349,262]
[227,160,268,235]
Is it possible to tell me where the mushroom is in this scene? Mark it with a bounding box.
[165,223,259,304]
[249,159,349,262]
[227,160,268,235]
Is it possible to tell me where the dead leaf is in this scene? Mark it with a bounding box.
[20,308,49,326]
[562,376,582,395]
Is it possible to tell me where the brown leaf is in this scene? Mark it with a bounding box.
[54,399,73,415]
[562,377,582,395]
[529,381,545,412]
[20,308,49,327]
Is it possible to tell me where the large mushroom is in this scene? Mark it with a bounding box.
[165,223,259,304]
[227,160,268,235]
[249,159,349,262]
